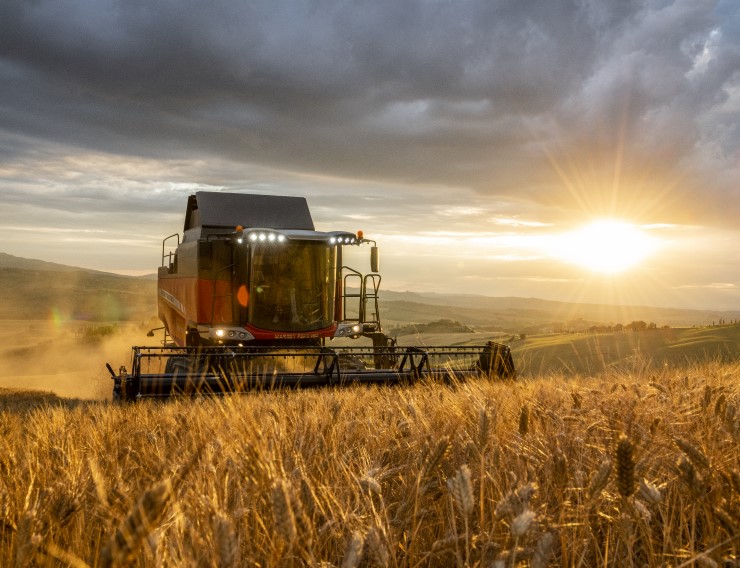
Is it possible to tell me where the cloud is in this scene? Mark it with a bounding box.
[1,1,736,213]
[0,0,738,307]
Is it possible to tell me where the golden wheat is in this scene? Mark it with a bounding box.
[0,360,737,566]
[616,434,636,498]
[100,479,173,567]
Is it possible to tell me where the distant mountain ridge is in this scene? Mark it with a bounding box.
[378,290,739,328]
[0,252,155,320]
[1,252,737,327]
[0,252,156,280]
[0,252,111,275]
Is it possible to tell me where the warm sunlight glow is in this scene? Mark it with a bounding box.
[553,220,658,274]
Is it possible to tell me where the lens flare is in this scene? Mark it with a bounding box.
[552,219,659,274]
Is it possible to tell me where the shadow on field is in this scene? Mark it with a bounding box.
[0,387,103,413]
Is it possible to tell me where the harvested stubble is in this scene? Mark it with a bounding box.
[0,361,738,566]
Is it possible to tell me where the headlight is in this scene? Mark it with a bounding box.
[247,231,285,243]
[352,324,361,333]
[215,329,225,337]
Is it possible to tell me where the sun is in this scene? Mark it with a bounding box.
[553,219,658,274]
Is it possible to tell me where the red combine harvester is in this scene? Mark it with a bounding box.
[108,192,514,399]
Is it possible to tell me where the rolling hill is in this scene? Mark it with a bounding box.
[0,251,112,274]
[508,324,740,375]
[0,254,155,321]
[0,252,737,394]
[378,290,740,330]
[1,251,738,328]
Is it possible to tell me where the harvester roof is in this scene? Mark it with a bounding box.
[185,192,315,232]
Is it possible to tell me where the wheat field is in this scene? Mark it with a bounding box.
[0,361,738,567]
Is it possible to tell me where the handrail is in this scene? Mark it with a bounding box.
[342,267,383,326]
[363,273,382,327]
[161,233,180,268]
[342,266,363,322]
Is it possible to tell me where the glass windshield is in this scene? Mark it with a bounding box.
[248,242,337,332]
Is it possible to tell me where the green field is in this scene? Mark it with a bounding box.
[389,325,740,377]
[511,325,740,376]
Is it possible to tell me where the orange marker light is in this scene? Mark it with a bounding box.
[357,230,364,240]
[237,285,249,307]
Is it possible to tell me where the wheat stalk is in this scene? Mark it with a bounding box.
[518,404,530,436]
[532,531,556,568]
[615,435,635,498]
[638,478,663,505]
[447,465,474,518]
[420,436,450,481]
[477,406,491,450]
[365,526,389,568]
[552,444,569,489]
[15,505,42,568]
[214,512,239,567]
[674,437,710,470]
[340,531,365,568]
[271,478,297,546]
[100,479,173,568]
[510,509,535,538]
[588,458,612,500]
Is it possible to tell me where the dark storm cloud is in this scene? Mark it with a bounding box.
[0,0,740,245]
[0,0,738,218]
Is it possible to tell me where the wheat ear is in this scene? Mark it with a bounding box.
[100,479,173,568]
[616,435,635,498]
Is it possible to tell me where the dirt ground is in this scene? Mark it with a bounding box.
[0,320,155,400]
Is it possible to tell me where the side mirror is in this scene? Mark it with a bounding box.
[370,246,379,273]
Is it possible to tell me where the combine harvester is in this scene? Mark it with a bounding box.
[108,192,514,399]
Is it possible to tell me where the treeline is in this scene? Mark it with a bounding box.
[586,319,739,333]
[586,321,666,333]
[391,318,474,335]
[519,320,670,339]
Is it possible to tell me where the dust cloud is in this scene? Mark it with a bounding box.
[0,320,157,400]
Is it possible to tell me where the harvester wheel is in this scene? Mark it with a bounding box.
[165,356,194,376]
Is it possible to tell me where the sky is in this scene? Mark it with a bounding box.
[0,0,739,310]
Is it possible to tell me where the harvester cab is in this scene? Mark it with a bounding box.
[109,191,515,399]
[155,192,386,348]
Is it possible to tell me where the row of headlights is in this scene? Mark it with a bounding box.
[236,231,359,245]
[215,329,250,339]
[237,232,287,244]
[329,236,358,245]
